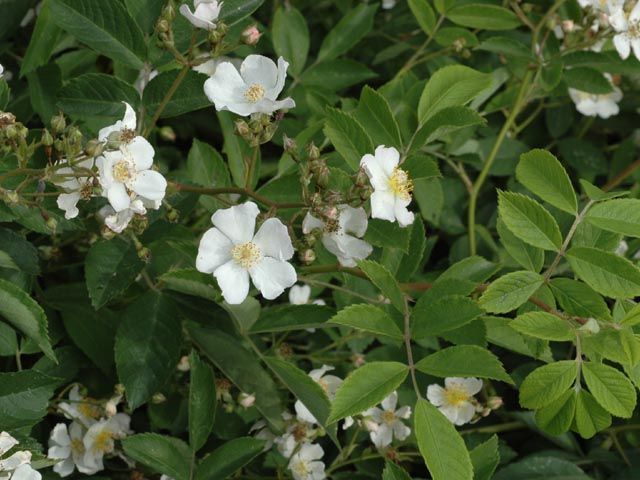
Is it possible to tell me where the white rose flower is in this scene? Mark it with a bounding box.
[295,365,342,424]
[196,201,297,304]
[179,0,222,30]
[426,377,483,426]
[53,158,95,220]
[203,55,296,116]
[96,102,166,212]
[610,2,640,60]
[302,205,372,267]
[98,196,160,233]
[6,464,41,480]
[58,386,101,427]
[362,391,411,449]
[287,443,326,480]
[48,422,97,477]
[82,413,131,473]
[0,432,18,457]
[275,412,316,458]
[569,74,622,119]
[360,146,415,228]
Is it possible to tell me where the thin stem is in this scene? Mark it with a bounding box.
[403,295,422,399]
[299,263,367,279]
[143,65,190,137]
[245,146,260,189]
[602,157,640,192]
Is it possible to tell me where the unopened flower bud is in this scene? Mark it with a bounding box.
[4,189,19,204]
[137,246,151,263]
[278,342,293,359]
[299,248,316,264]
[352,353,365,367]
[151,392,167,404]
[238,392,256,408]
[241,25,261,45]
[316,164,330,188]
[84,139,104,157]
[0,111,16,128]
[580,317,600,334]
[67,126,83,145]
[45,217,57,233]
[51,114,66,132]
[234,119,251,138]
[105,399,118,417]
[41,129,54,146]
[307,143,320,161]
[177,355,190,372]
[159,126,176,142]
[162,3,176,21]
[115,383,126,395]
[156,18,170,34]
[562,19,574,33]
[283,135,297,154]
[101,225,117,240]
[4,124,18,139]
[486,396,503,410]
[166,207,180,223]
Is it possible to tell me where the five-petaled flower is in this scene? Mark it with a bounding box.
[196,201,297,304]
[287,443,326,480]
[427,377,483,426]
[569,74,623,119]
[610,2,640,61]
[362,391,411,449]
[179,0,222,31]
[203,55,295,116]
[48,422,97,477]
[360,146,415,228]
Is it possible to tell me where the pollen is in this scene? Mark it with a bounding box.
[231,241,262,268]
[120,128,136,143]
[78,401,102,420]
[244,83,265,103]
[381,410,396,424]
[292,460,310,476]
[92,430,114,454]
[71,438,85,455]
[388,167,413,201]
[112,160,134,183]
[444,387,470,406]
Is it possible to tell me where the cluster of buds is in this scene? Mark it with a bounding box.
[0,111,31,162]
[349,167,373,204]
[48,113,88,161]
[214,378,255,413]
[235,113,279,147]
[156,2,177,50]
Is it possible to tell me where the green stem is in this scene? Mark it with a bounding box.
[403,295,422,399]
[143,65,190,137]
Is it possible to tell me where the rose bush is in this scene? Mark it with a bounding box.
[2,0,640,479]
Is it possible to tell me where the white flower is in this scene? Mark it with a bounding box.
[382,0,397,9]
[0,433,18,457]
[610,2,640,60]
[0,432,41,480]
[98,196,160,233]
[82,414,131,473]
[362,392,411,449]
[360,146,415,228]
[275,413,316,458]
[196,201,297,304]
[426,377,483,426]
[295,365,342,424]
[287,443,326,480]
[302,205,373,267]
[48,422,97,477]
[0,64,3,78]
[616,240,629,256]
[179,0,222,30]
[96,102,166,212]
[134,67,158,95]
[289,284,325,306]
[249,420,276,451]
[569,76,622,119]
[53,158,95,219]
[203,55,295,116]
[58,386,101,427]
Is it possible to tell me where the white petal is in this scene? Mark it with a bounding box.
[107,182,131,212]
[249,257,297,300]
[614,34,631,59]
[11,464,42,480]
[370,424,393,449]
[127,136,155,171]
[289,284,311,304]
[122,102,137,130]
[211,201,259,244]
[302,212,324,234]
[0,432,18,456]
[300,443,324,461]
[53,457,75,477]
[324,234,372,267]
[48,445,71,460]
[1,451,31,470]
[252,97,296,114]
[381,391,398,411]
[252,218,294,261]
[130,170,167,201]
[308,364,334,381]
[49,423,71,447]
[339,205,368,237]
[105,208,134,233]
[179,4,215,29]
[458,377,483,396]
[609,9,628,31]
[426,384,446,406]
[395,405,412,419]
[240,55,279,94]
[196,227,233,274]
[392,420,411,441]
[215,260,250,304]
[370,190,397,222]
[57,192,82,220]
[294,400,318,424]
[271,57,290,99]
[394,200,415,228]
[203,63,248,112]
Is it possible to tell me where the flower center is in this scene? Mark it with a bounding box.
[112,160,135,184]
[381,410,396,424]
[444,387,470,406]
[71,438,85,455]
[292,423,308,442]
[78,401,101,420]
[92,430,113,454]
[231,242,262,268]
[120,128,136,144]
[388,167,413,200]
[244,83,265,103]
[292,459,309,476]
[318,378,329,394]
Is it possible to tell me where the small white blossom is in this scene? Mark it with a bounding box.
[275,413,316,458]
[96,102,166,213]
[53,158,95,220]
[203,55,295,116]
[569,73,622,119]
[249,420,276,451]
[360,146,415,228]
[58,386,101,427]
[82,414,131,473]
[610,2,640,60]
[289,284,325,306]
[179,0,222,30]
[98,196,160,233]
[362,391,411,449]
[302,205,372,267]
[426,377,483,426]
[287,443,326,480]
[295,366,342,424]
[0,432,41,480]
[196,202,297,304]
[48,422,97,477]
[382,0,397,9]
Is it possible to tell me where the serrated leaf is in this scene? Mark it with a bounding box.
[566,246,640,299]
[358,260,405,313]
[272,7,309,77]
[565,67,613,94]
[363,218,411,253]
[323,108,373,170]
[408,0,436,35]
[189,351,216,451]
[122,434,191,480]
[516,149,577,214]
[498,191,563,251]
[218,0,264,26]
[195,437,265,480]
[21,0,63,76]
[414,399,473,480]
[549,278,612,321]
[327,362,408,424]
[143,70,210,118]
[535,389,576,436]
[477,36,534,60]
[410,106,485,152]
[494,456,591,479]
[582,362,636,418]
[354,86,402,149]
[573,389,611,438]
[413,294,483,338]
[301,59,376,91]
[160,268,220,302]
[329,304,403,339]
[520,360,578,409]
[511,312,575,341]
[415,345,512,383]
[470,435,500,480]
[318,4,377,61]
[0,370,59,430]
[497,218,544,272]
[383,461,413,480]
[586,198,640,237]
[479,271,544,314]
[0,227,39,275]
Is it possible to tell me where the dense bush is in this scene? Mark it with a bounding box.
[2,0,640,479]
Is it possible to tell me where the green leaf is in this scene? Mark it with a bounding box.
[217,110,254,187]
[415,345,512,383]
[0,279,54,361]
[329,304,403,340]
[250,304,334,333]
[122,434,191,480]
[494,456,591,480]
[498,191,563,251]
[573,389,611,438]
[327,362,408,424]
[272,7,309,77]
[497,218,544,272]
[383,461,413,480]
[511,312,575,341]
[160,269,220,302]
[448,4,521,30]
[196,437,265,480]
[414,399,473,480]
[519,361,578,409]
[566,246,640,299]
[187,323,284,430]
[0,0,35,42]
[401,154,441,181]
[323,108,373,170]
[21,0,63,76]
[85,237,144,309]
[516,149,577,214]
[582,362,636,418]
[408,0,436,35]
[318,4,377,61]
[301,59,376,91]
[397,218,427,281]
[354,86,402,149]
[49,0,146,68]
[418,65,491,121]
[585,199,640,237]
[413,295,483,338]
[264,357,337,443]
[0,370,59,430]
[218,0,265,26]
[535,389,576,436]
[477,37,534,60]
[410,106,485,152]
[565,67,613,94]
[363,218,412,253]
[0,228,39,275]
[549,278,611,320]
[579,179,626,202]
[186,139,231,188]
[28,63,62,123]
[357,260,405,313]
[469,435,500,480]
[143,70,210,119]
[115,292,181,409]
[189,351,216,451]
[57,73,140,122]
[479,271,544,314]
[621,302,640,326]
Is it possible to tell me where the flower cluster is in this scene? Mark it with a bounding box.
[47,386,132,477]
[0,432,41,480]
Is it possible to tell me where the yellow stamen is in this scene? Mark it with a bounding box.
[231,242,262,268]
[244,83,265,103]
[381,410,396,424]
[388,167,413,201]
[112,161,134,183]
[92,430,113,454]
[444,387,470,406]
